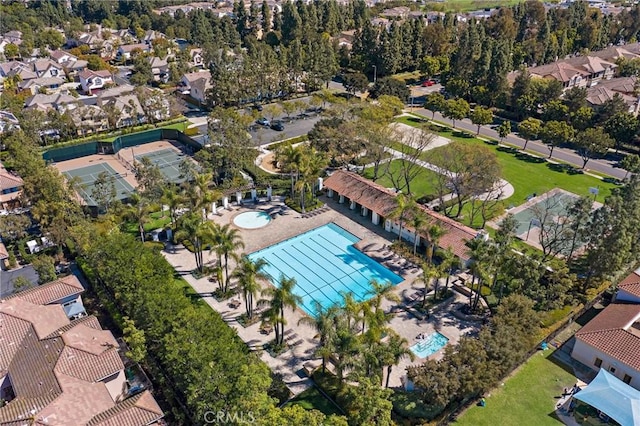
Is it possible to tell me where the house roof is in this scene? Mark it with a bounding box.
[586,86,636,107]
[595,76,638,95]
[24,93,76,109]
[323,170,478,260]
[576,302,640,371]
[590,45,640,63]
[87,391,164,426]
[563,55,617,75]
[182,70,211,84]
[0,293,164,425]
[79,69,112,80]
[0,167,23,192]
[119,43,149,53]
[529,61,590,83]
[6,274,84,305]
[619,272,640,299]
[31,58,63,73]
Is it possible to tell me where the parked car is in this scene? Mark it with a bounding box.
[422,79,436,87]
[256,117,270,126]
[270,120,285,131]
[253,103,263,111]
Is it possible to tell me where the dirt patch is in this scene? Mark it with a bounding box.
[260,152,282,173]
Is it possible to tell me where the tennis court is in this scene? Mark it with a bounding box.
[135,148,187,182]
[509,189,580,236]
[64,163,134,206]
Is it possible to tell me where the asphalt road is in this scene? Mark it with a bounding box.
[413,107,627,181]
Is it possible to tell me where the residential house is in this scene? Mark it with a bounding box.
[97,83,136,102]
[24,92,77,111]
[18,76,65,95]
[0,162,24,209]
[148,56,169,83]
[571,270,640,392]
[2,30,22,44]
[323,170,478,264]
[79,69,113,94]
[380,6,410,19]
[179,70,212,104]
[189,48,204,68]
[71,105,109,135]
[586,75,640,116]
[0,110,20,134]
[528,55,617,90]
[6,274,87,319]
[0,61,37,87]
[616,271,640,304]
[117,43,151,62]
[143,30,164,46]
[590,44,640,63]
[99,94,146,128]
[49,49,88,77]
[66,31,103,52]
[0,285,164,424]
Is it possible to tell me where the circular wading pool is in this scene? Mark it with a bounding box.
[233,211,272,229]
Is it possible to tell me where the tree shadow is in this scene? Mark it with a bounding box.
[546,163,581,174]
[497,146,518,154]
[514,152,547,163]
[452,130,473,139]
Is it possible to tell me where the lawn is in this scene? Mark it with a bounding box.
[362,159,440,200]
[396,115,617,206]
[286,386,343,417]
[123,210,171,235]
[452,350,576,426]
[426,0,527,12]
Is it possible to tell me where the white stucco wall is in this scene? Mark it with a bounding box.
[572,338,640,391]
[102,370,127,401]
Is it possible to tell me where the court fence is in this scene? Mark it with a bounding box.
[43,129,201,163]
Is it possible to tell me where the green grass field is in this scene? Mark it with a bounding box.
[426,0,526,12]
[453,350,575,426]
[363,159,440,200]
[123,210,171,235]
[395,116,617,206]
[286,386,343,416]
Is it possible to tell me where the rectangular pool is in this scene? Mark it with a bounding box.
[248,223,403,316]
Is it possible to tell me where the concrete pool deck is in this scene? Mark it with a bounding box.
[161,195,479,394]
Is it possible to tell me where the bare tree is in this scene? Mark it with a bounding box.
[532,195,572,261]
[387,124,435,195]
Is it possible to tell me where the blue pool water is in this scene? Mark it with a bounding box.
[248,223,403,316]
[234,211,272,229]
[409,332,449,358]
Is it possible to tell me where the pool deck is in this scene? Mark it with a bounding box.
[161,194,479,395]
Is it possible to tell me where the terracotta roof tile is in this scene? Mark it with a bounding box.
[35,373,115,425]
[55,345,123,382]
[619,272,640,298]
[0,298,70,339]
[0,168,23,191]
[88,391,164,426]
[324,170,477,260]
[0,312,31,374]
[576,303,640,370]
[7,275,84,305]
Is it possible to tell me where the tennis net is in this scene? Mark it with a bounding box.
[116,152,135,171]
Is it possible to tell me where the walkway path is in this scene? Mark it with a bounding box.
[413,108,627,180]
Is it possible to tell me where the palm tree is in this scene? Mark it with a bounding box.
[340,291,362,330]
[424,224,445,264]
[175,211,215,273]
[124,193,152,242]
[389,194,415,242]
[260,274,302,346]
[277,144,302,197]
[232,256,269,319]
[408,209,428,255]
[187,172,218,211]
[436,248,458,301]
[367,279,400,314]
[467,238,490,312]
[160,187,184,229]
[298,301,339,372]
[381,332,415,388]
[294,172,312,213]
[216,224,245,291]
[416,263,439,308]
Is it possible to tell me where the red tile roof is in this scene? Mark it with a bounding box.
[323,170,478,260]
[0,295,163,425]
[7,274,84,305]
[619,272,640,299]
[576,303,640,371]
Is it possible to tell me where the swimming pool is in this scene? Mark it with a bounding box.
[234,211,272,229]
[409,332,449,358]
[248,223,403,316]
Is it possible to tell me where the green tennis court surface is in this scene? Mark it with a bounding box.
[510,191,580,236]
[64,163,134,206]
[135,148,187,182]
